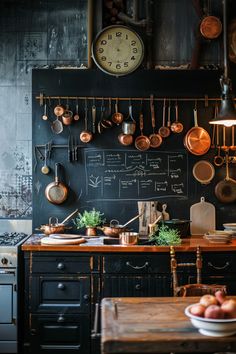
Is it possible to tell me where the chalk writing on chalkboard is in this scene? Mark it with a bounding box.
[84,149,188,201]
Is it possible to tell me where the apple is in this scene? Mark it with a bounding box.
[189,303,206,317]
[221,299,236,318]
[204,305,224,319]
[199,294,218,307]
[215,290,226,305]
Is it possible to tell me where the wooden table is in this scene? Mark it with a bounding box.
[101,297,236,354]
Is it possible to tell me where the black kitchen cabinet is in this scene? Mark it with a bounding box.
[24,252,98,354]
[24,250,236,354]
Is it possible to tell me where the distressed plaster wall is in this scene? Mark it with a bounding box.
[0,0,88,218]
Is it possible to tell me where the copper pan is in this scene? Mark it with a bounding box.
[118,133,133,146]
[158,99,170,138]
[45,163,68,204]
[184,106,211,156]
[80,98,93,143]
[215,154,236,203]
[192,160,215,185]
[149,95,162,148]
[199,15,222,39]
[135,101,150,151]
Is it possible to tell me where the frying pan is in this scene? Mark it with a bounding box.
[158,99,170,138]
[192,160,215,185]
[199,15,222,39]
[184,107,211,156]
[149,95,162,148]
[45,163,68,204]
[135,101,150,151]
[215,154,236,203]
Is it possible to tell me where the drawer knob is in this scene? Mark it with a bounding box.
[57,283,65,290]
[57,262,65,270]
[30,329,37,336]
[83,294,90,301]
[57,315,65,323]
[135,284,142,290]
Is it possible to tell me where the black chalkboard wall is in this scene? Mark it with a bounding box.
[32,69,236,232]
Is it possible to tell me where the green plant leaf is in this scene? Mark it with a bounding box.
[73,208,106,228]
[149,224,181,246]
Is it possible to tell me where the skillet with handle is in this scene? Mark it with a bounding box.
[45,163,68,204]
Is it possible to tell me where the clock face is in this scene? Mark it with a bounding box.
[92,25,144,76]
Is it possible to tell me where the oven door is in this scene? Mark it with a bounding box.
[0,268,17,352]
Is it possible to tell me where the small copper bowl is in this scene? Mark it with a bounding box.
[119,232,139,245]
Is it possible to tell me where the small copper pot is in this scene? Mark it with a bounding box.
[118,133,133,146]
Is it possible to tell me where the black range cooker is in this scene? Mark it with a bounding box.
[0,232,29,353]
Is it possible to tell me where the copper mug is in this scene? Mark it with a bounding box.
[119,232,139,245]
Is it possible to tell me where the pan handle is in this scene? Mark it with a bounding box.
[54,163,60,184]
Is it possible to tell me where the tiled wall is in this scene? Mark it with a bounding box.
[0,0,88,219]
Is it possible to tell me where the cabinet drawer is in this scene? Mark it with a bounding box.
[31,256,91,274]
[202,253,236,274]
[102,254,169,274]
[101,274,172,297]
[31,275,90,313]
[30,314,90,354]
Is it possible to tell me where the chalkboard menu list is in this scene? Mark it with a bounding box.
[84,149,188,201]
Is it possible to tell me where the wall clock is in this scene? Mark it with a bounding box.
[91,25,144,76]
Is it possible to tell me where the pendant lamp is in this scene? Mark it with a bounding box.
[209,0,236,127]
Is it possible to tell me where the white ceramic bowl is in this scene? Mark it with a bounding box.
[185,304,236,337]
[223,223,236,231]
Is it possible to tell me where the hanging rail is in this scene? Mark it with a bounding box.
[36,93,233,106]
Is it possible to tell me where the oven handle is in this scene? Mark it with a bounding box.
[0,270,15,275]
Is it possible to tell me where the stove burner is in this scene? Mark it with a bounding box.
[0,232,28,246]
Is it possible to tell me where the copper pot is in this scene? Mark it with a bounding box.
[118,133,133,146]
[119,232,139,245]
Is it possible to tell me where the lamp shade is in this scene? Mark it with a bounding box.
[209,95,236,127]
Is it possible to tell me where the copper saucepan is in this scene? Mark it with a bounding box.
[135,101,150,151]
[37,209,78,235]
[171,103,183,133]
[149,94,162,148]
[159,99,170,138]
[80,98,93,143]
[45,163,68,204]
[112,98,123,125]
[184,106,211,155]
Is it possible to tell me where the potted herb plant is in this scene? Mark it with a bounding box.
[149,223,182,246]
[73,208,105,236]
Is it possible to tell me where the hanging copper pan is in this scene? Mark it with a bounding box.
[149,95,162,148]
[192,160,215,185]
[45,163,68,204]
[215,154,236,203]
[135,106,150,151]
[199,15,222,39]
[184,107,211,156]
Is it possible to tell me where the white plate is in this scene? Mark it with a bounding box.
[49,234,82,239]
[223,223,236,231]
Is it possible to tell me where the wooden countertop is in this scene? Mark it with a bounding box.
[21,234,236,252]
[101,296,236,353]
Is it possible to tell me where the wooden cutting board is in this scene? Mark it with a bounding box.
[190,197,216,235]
[41,237,86,245]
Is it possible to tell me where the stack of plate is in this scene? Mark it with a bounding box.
[204,230,232,244]
[223,223,236,236]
